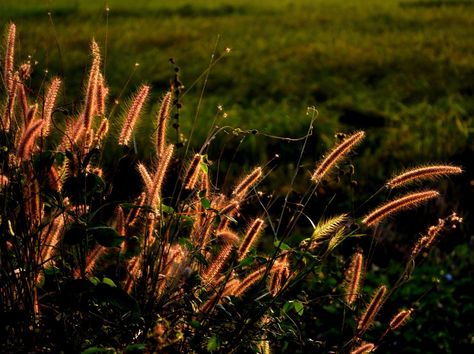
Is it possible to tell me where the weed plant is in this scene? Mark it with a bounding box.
[0,24,465,353]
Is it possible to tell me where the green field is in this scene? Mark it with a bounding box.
[2,1,474,352]
[2,0,473,172]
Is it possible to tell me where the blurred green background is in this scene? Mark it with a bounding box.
[1,0,473,352]
[2,0,473,187]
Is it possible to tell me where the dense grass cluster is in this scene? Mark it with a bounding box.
[0,23,468,353]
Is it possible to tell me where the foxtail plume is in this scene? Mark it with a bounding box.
[42,77,61,136]
[362,190,439,227]
[118,85,150,146]
[344,251,364,306]
[312,131,365,183]
[232,167,262,199]
[389,308,413,330]
[156,91,172,156]
[238,218,264,261]
[4,23,16,93]
[357,285,387,333]
[386,165,462,189]
[147,144,174,208]
[16,119,43,160]
[82,40,101,130]
[183,154,202,190]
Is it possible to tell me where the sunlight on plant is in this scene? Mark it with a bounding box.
[0,23,464,353]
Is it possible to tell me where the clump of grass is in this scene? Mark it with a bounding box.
[0,24,464,353]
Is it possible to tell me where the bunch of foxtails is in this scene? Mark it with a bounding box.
[0,24,464,353]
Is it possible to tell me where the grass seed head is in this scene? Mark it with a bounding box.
[311,131,365,183]
[362,190,440,227]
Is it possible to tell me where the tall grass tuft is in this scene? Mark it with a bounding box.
[0,24,464,353]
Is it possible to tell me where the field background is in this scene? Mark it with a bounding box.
[1,0,473,352]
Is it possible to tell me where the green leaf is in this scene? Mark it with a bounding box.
[274,240,291,251]
[207,336,220,352]
[102,277,117,288]
[85,173,105,193]
[89,276,100,286]
[201,197,211,210]
[82,148,100,168]
[180,215,194,226]
[238,254,254,267]
[293,300,304,316]
[222,214,238,224]
[199,160,208,174]
[44,266,61,276]
[282,301,293,314]
[161,204,174,214]
[189,320,202,329]
[89,226,124,247]
[178,237,193,250]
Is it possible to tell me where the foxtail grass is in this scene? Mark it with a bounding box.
[311,131,365,183]
[357,285,387,333]
[362,190,439,227]
[0,23,463,354]
[386,165,462,189]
